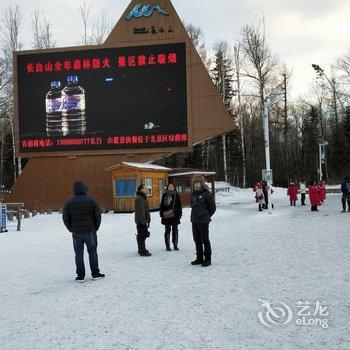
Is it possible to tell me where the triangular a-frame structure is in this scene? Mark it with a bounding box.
[7,0,234,210]
[105,0,234,144]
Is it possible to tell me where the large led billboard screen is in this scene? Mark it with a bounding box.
[15,42,188,155]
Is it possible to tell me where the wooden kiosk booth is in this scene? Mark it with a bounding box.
[6,0,235,211]
[107,162,216,212]
[107,162,171,212]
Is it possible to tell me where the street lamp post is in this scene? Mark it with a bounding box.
[318,141,328,182]
[263,92,282,214]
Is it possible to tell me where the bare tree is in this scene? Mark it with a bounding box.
[0,5,22,182]
[94,9,110,45]
[184,22,211,70]
[280,64,292,182]
[31,10,56,49]
[79,0,94,45]
[79,1,111,45]
[240,19,279,113]
[337,50,350,79]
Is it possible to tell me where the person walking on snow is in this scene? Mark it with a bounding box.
[134,184,152,257]
[63,181,105,283]
[299,180,307,206]
[341,176,350,213]
[308,181,321,212]
[160,183,182,251]
[287,182,298,206]
[318,181,327,203]
[190,175,216,267]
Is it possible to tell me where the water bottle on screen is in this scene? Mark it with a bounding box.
[62,75,86,135]
[46,81,65,136]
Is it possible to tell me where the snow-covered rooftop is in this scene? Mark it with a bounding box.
[106,162,172,172]
[169,171,216,177]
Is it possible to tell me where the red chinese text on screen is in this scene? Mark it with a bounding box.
[25,53,178,74]
[20,133,187,150]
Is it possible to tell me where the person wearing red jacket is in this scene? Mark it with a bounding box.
[287,182,298,206]
[318,181,327,203]
[308,181,321,211]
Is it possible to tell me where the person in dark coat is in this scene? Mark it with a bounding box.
[261,180,274,209]
[134,184,152,257]
[341,176,350,213]
[160,183,182,251]
[62,181,105,283]
[190,175,216,267]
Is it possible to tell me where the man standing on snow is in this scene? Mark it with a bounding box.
[341,176,350,213]
[63,181,105,283]
[190,175,216,267]
[134,184,152,257]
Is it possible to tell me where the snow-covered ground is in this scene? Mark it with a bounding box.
[0,190,349,350]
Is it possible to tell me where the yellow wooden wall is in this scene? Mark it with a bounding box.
[111,167,168,212]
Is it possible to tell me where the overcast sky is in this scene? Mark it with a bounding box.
[1,0,350,99]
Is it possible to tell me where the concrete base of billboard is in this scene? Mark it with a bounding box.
[5,154,165,211]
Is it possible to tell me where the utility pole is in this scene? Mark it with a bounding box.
[263,102,272,214]
[222,64,228,184]
[331,77,339,127]
[0,114,4,187]
[319,141,329,181]
[234,44,246,188]
[263,92,282,214]
[283,73,289,184]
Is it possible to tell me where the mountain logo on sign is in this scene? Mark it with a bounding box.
[125,4,169,21]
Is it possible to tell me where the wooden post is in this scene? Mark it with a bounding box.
[16,205,21,231]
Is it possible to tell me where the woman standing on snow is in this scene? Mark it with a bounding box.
[255,182,265,211]
[160,183,182,251]
[287,182,298,206]
[308,181,321,211]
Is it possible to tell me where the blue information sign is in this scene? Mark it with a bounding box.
[1,205,7,232]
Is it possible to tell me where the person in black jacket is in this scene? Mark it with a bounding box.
[134,184,152,257]
[63,181,105,282]
[160,183,182,251]
[190,175,216,267]
[341,176,350,212]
